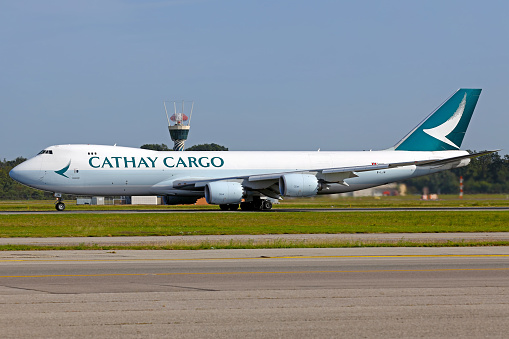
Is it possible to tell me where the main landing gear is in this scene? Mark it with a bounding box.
[240,199,272,211]
[219,204,239,211]
[219,199,273,211]
[54,194,65,211]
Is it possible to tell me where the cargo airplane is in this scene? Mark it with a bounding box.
[10,88,495,211]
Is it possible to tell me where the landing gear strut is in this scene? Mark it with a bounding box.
[219,204,239,211]
[219,199,273,211]
[240,199,273,211]
[54,194,65,211]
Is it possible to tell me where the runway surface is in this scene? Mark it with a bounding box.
[1,247,508,338]
[1,206,509,214]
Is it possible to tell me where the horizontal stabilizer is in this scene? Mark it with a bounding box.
[387,150,499,168]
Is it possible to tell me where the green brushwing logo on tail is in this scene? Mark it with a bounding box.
[394,89,481,151]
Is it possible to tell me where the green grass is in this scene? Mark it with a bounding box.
[2,194,509,211]
[280,194,509,208]
[1,239,509,251]
[1,211,509,238]
[1,196,508,250]
[0,200,217,211]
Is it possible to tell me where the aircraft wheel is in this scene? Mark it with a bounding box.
[240,202,253,211]
[55,202,66,211]
[249,199,261,211]
[229,204,239,211]
[262,200,273,210]
[219,204,229,211]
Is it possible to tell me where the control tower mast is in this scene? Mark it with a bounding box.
[164,100,193,151]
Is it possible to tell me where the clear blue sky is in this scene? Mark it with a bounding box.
[1,0,507,160]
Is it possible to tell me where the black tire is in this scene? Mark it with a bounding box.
[229,204,239,211]
[262,200,273,210]
[55,202,66,211]
[251,200,262,211]
[219,204,229,211]
[240,202,254,211]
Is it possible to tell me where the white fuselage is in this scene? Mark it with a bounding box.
[9,144,469,197]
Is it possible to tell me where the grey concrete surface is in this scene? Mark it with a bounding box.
[1,248,509,338]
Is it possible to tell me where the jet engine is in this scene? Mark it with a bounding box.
[205,181,244,205]
[279,173,319,197]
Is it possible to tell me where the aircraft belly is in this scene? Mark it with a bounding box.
[37,169,168,196]
[57,185,159,196]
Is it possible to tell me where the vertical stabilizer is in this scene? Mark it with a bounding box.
[393,89,481,151]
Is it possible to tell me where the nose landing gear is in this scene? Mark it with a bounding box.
[54,193,65,211]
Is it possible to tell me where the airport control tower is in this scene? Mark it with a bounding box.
[164,101,193,151]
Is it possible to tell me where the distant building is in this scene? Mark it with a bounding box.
[339,183,400,197]
[130,196,159,205]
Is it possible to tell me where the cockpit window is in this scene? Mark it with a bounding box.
[38,150,53,155]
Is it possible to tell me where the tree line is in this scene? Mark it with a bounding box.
[1,148,508,200]
[404,151,509,194]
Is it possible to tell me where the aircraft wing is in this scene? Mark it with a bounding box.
[167,163,389,190]
[166,150,499,191]
[246,150,496,186]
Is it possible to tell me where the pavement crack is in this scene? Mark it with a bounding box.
[1,284,52,294]
[160,284,219,292]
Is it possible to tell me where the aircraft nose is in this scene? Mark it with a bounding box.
[9,166,21,183]
[9,158,43,187]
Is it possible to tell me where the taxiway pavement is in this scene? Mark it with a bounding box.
[1,247,508,338]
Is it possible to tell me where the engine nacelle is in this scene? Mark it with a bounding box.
[205,181,244,205]
[279,173,318,197]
